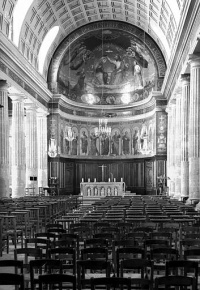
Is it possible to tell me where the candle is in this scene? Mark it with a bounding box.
[121,178,123,182]
[108,178,110,182]
[94,178,96,182]
[88,178,90,182]
[82,178,84,182]
[114,178,116,182]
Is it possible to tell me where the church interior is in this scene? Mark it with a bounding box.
[1,0,200,289]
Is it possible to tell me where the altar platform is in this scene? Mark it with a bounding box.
[80,181,125,197]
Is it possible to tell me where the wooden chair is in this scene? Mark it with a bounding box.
[116,247,145,277]
[25,238,51,259]
[166,260,198,289]
[0,259,23,275]
[81,247,108,262]
[38,273,76,290]
[59,233,80,259]
[120,258,153,290]
[14,247,43,288]
[30,259,62,290]
[0,273,24,290]
[144,238,170,259]
[35,232,56,243]
[84,238,108,249]
[180,239,200,258]
[154,275,196,290]
[77,260,111,290]
[1,215,23,253]
[48,247,76,275]
[150,247,179,277]
[46,223,64,231]
[91,277,131,290]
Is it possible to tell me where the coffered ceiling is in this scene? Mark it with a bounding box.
[0,0,186,79]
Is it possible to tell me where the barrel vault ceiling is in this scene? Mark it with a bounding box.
[0,0,186,79]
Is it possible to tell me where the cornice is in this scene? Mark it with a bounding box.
[162,1,200,101]
[0,32,52,107]
[49,91,166,122]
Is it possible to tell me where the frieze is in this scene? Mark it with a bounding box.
[0,60,7,73]
[8,69,24,87]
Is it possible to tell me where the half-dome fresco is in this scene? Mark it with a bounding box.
[57,29,158,105]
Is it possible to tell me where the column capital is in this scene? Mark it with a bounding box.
[175,93,181,100]
[9,94,25,102]
[0,80,8,91]
[188,53,200,66]
[181,73,190,82]
[25,101,37,111]
[165,106,172,114]
[37,108,49,118]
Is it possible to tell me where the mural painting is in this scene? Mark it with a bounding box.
[57,118,156,158]
[57,29,157,106]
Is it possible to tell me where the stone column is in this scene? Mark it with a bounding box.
[166,106,172,194]
[0,80,9,197]
[10,93,26,198]
[180,74,190,198]
[25,102,38,195]
[170,100,176,197]
[174,94,181,198]
[188,55,200,201]
[37,110,48,189]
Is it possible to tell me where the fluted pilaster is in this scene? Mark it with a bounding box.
[10,94,26,197]
[180,74,190,198]
[37,110,48,188]
[188,55,200,200]
[166,106,172,193]
[25,102,38,194]
[174,94,181,198]
[0,80,9,197]
[170,101,176,197]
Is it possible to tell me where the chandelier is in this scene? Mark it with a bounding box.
[95,119,111,137]
[65,126,75,141]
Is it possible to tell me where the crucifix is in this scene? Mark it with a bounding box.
[99,164,107,182]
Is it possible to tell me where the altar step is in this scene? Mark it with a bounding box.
[124,191,136,197]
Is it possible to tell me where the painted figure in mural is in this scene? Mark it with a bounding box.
[71,133,78,155]
[81,131,88,154]
[93,57,108,85]
[106,54,125,85]
[89,132,99,156]
[72,68,86,95]
[122,131,130,155]
[101,133,109,156]
[65,138,70,155]
[133,60,143,88]
[132,130,139,155]
[111,131,121,155]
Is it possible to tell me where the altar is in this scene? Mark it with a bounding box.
[80,181,125,197]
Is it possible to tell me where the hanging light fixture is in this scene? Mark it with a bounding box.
[95,118,111,137]
[94,20,111,138]
[64,41,75,142]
